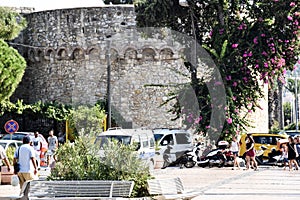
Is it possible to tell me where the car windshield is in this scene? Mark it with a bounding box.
[253,136,283,145]
[1,134,26,140]
[95,135,131,148]
[154,134,164,142]
[0,143,6,149]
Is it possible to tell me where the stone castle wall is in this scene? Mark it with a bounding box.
[11,6,190,129]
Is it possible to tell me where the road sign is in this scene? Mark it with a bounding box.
[4,119,19,134]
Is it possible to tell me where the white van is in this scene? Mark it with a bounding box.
[94,127,156,169]
[153,128,193,165]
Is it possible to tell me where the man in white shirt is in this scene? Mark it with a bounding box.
[13,135,38,189]
[32,131,42,169]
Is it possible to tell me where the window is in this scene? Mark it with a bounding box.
[160,134,174,146]
[175,133,190,144]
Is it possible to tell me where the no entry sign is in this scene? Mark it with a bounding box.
[4,119,19,134]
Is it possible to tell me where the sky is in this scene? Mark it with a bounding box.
[0,0,105,12]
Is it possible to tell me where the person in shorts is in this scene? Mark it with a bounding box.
[230,136,240,170]
[32,131,42,169]
[46,130,58,168]
[245,133,258,170]
[13,135,37,189]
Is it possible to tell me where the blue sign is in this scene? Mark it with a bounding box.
[4,119,19,134]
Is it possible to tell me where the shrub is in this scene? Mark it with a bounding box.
[48,133,152,197]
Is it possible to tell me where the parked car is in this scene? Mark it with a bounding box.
[239,133,288,158]
[1,132,34,141]
[95,127,156,170]
[0,140,22,152]
[279,130,300,138]
[1,132,48,151]
[153,128,193,167]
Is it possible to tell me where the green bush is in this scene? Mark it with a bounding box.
[48,133,152,197]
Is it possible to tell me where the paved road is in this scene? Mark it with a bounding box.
[1,166,300,200]
[152,166,300,200]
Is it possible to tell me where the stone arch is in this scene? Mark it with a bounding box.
[123,47,138,59]
[28,49,35,62]
[159,47,175,60]
[35,48,44,62]
[86,47,100,60]
[44,48,56,61]
[56,47,68,60]
[141,47,157,61]
[71,47,85,60]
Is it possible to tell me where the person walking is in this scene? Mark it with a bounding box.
[245,133,258,170]
[280,144,289,170]
[0,144,11,183]
[46,130,58,168]
[230,136,240,170]
[296,136,300,166]
[13,135,38,189]
[287,136,299,171]
[32,131,42,169]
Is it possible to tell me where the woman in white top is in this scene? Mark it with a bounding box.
[230,136,240,170]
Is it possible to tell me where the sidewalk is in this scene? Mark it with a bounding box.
[0,167,51,199]
[0,184,20,200]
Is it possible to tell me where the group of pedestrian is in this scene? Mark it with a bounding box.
[230,133,258,171]
[0,130,58,189]
[281,135,300,171]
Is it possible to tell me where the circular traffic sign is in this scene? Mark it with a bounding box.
[4,119,19,134]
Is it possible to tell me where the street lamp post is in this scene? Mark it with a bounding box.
[295,69,299,132]
[179,0,197,89]
[106,39,112,129]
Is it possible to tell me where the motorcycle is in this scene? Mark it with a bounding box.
[255,145,284,166]
[196,141,245,168]
[161,145,195,169]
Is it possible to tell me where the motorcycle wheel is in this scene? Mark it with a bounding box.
[184,160,195,168]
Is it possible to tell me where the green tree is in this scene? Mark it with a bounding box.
[49,132,151,197]
[0,7,27,102]
[135,0,299,140]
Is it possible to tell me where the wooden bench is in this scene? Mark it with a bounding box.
[10,180,134,200]
[147,177,201,200]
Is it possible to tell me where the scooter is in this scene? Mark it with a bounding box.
[161,145,195,169]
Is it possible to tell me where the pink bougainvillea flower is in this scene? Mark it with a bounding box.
[219,28,224,34]
[253,37,258,44]
[194,116,202,124]
[226,75,231,81]
[248,52,253,57]
[255,64,259,68]
[277,58,286,67]
[226,118,233,124]
[261,33,266,37]
[290,2,296,6]
[206,125,210,129]
[232,43,238,48]
[262,51,268,56]
[264,62,269,68]
[232,96,237,101]
[233,82,238,87]
[287,16,293,21]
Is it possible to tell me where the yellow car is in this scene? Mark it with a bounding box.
[239,133,288,158]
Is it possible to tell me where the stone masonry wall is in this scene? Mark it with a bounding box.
[11,6,190,129]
